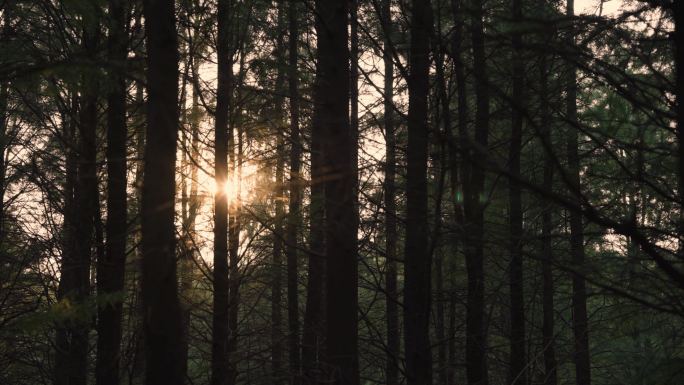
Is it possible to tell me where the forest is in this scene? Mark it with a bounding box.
[0,0,682,384]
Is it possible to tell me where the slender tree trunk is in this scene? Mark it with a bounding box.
[0,2,10,246]
[675,0,684,254]
[350,0,360,199]
[313,0,357,382]
[286,0,302,382]
[508,0,526,382]
[227,125,242,385]
[404,0,432,383]
[96,1,128,385]
[130,80,146,385]
[272,3,287,383]
[447,3,466,382]
[465,0,489,383]
[540,49,557,385]
[433,10,454,383]
[212,0,231,383]
[140,0,183,383]
[434,247,447,385]
[180,60,201,384]
[56,12,101,385]
[274,139,285,385]
[302,0,325,380]
[565,2,591,384]
[55,93,79,385]
[381,1,399,384]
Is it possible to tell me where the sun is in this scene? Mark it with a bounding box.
[212,176,239,204]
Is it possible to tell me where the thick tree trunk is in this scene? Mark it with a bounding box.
[286,0,302,381]
[312,0,357,383]
[381,1,399,384]
[508,0,526,382]
[96,1,128,385]
[565,2,591,385]
[465,0,489,383]
[403,0,432,384]
[140,0,184,384]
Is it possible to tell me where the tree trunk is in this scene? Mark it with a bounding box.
[464,0,489,382]
[55,92,79,385]
[403,0,432,383]
[56,11,100,384]
[565,2,591,385]
[272,3,287,384]
[227,126,242,385]
[675,0,684,257]
[212,0,231,384]
[302,0,325,381]
[313,0,357,382]
[140,0,184,384]
[0,2,10,246]
[508,0,526,382]
[96,1,128,385]
[286,0,302,381]
[381,0,399,384]
[540,49,557,385]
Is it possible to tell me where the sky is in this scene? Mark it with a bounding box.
[576,0,624,16]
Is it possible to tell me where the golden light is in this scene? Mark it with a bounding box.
[212,176,239,204]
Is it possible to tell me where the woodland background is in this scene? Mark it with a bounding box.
[0,0,683,385]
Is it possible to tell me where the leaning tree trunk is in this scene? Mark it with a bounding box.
[96,1,129,385]
[140,0,184,384]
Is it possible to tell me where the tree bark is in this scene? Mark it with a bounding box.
[286,0,302,382]
[403,0,432,383]
[140,0,184,384]
[55,11,100,385]
[302,1,325,370]
[96,1,128,385]
[313,0,357,382]
[508,0,526,382]
[565,2,591,385]
[212,0,231,384]
[272,3,287,384]
[55,92,80,385]
[465,0,489,383]
[540,48,557,385]
[381,1,399,384]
